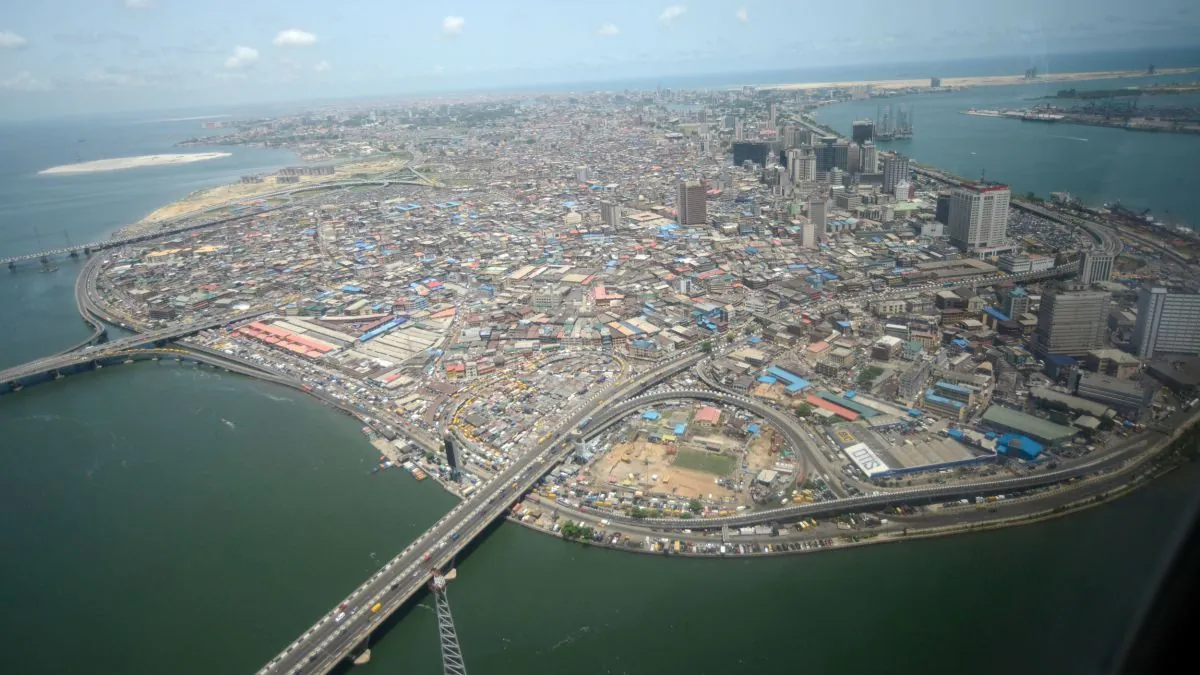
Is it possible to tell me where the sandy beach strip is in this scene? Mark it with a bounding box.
[39,152,232,176]
[757,67,1200,92]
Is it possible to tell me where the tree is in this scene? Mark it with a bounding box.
[688,499,703,513]
[794,403,813,418]
[629,506,648,519]
[857,366,883,386]
[700,340,713,353]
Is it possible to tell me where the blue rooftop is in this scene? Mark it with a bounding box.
[924,390,965,408]
[983,307,1010,322]
[642,410,660,421]
[935,381,972,394]
[674,423,687,436]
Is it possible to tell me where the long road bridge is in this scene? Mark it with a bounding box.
[0,310,266,390]
[258,352,704,675]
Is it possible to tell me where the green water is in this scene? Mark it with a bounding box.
[2,362,1197,674]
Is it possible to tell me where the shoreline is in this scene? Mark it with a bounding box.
[39,152,231,176]
[757,66,1200,92]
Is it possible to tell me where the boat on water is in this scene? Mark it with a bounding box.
[411,468,427,481]
[963,107,1064,122]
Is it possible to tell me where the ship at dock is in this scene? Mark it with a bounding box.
[963,107,1064,122]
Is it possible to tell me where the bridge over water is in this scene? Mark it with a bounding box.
[258,352,705,675]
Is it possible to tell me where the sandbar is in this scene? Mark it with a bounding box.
[757,67,1200,92]
[39,152,232,176]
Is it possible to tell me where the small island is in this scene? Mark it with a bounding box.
[38,152,232,176]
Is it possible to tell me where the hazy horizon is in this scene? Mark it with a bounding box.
[2,0,1199,119]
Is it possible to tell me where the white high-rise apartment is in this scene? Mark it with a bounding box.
[860,141,879,174]
[948,183,1011,253]
[881,154,909,195]
[1079,250,1115,285]
[808,198,827,234]
[800,220,818,249]
[1133,286,1200,359]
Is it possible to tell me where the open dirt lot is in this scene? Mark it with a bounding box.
[587,440,735,501]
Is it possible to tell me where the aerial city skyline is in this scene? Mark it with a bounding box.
[2,1,1200,674]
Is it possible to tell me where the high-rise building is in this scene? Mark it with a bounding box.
[832,141,850,171]
[935,190,952,224]
[860,141,879,174]
[1132,286,1200,359]
[768,103,778,128]
[948,183,1011,253]
[600,200,622,229]
[1001,286,1031,318]
[785,147,816,183]
[575,166,589,183]
[881,154,910,195]
[847,143,862,173]
[808,198,828,234]
[676,180,707,226]
[1079,250,1115,285]
[734,117,745,141]
[852,120,875,144]
[732,141,770,167]
[800,219,818,248]
[1033,288,1109,356]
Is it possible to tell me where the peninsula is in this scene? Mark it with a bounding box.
[38,152,231,176]
[761,67,1200,91]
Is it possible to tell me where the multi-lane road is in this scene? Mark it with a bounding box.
[259,351,704,675]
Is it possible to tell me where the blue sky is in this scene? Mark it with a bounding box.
[1,0,1199,117]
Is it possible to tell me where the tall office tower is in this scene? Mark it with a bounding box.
[852,120,875,144]
[779,125,796,148]
[768,103,778,127]
[575,165,589,183]
[881,153,910,195]
[1033,288,1109,356]
[734,117,745,141]
[860,141,879,174]
[600,200,622,229]
[1079,250,1115,285]
[800,219,818,248]
[847,143,862,173]
[1132,286,1200,359]
[934,190,952,224]
[947,183,1011,253]
[676,180,708,226]
[832,141,850,171]
[808,198,828,234]
[699,109,708,124]
[1001,286,1031,318]
[786,148,816,183]
[732,141,770,166]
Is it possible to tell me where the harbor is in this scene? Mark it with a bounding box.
[962,105,1200,134]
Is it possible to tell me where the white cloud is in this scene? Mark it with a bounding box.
[597,23,619,37]
[0,30,28,49]
[736,8,748,23]
[273,29,317,47]
[0,70,51,91]
[659,5,687,24]
[442,16,465,36]
[123,0,156,9]
[224,46,259,69]
[314,60,332,73]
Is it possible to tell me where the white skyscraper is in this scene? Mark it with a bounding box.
[881,154,910,195]
[786,148,816,183]
[1079,250,1115,285]
[575,165,590,183]
[860,141,879,174]
[948,183,1011,253]
[800,219,818,248]
[734,117,745,141]
[1133,286,1200,359]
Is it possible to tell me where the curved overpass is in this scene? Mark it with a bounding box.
[584,426,1160,530]
[580,387,816,482]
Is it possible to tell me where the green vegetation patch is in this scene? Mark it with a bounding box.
[673,449,735,476]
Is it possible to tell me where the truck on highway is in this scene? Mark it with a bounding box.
[371,602,382,613]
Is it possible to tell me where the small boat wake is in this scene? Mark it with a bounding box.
[221,418,236,430]
[1051,135,1089,142]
